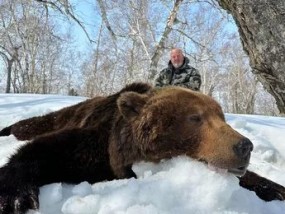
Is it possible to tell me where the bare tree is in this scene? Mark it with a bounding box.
[255,84,279,115]
[213,33,259,114]
[0,2,21,93]
[0,46,19,93]
[217,0,285,115]
[0,0,79,94]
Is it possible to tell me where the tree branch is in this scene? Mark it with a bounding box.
[96,0,117,44]
[34,0,94,43]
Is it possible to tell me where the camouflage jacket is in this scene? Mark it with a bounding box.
[154,57,201,91]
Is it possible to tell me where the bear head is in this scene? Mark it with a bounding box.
[113,86,253,177]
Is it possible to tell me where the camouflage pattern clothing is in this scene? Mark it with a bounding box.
[154,57,201,91]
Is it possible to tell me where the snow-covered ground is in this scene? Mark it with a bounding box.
[0,93,285,214]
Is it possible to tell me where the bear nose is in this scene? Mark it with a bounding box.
[233,138,253,159]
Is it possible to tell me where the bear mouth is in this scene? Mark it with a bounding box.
[207,162,248,177]
[228,166,248,177]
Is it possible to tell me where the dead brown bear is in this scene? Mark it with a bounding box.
[0,82,284,213]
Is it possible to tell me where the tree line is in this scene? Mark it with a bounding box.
[0,0,282,116]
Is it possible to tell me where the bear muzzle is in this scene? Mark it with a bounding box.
[233,138,253,160]
[198,137,254,177]
[229,138,253,176]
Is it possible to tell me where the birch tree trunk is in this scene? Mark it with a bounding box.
[96,0,117,47]
[5,58,13,93]
[148,0,183,81]
[217,0,285,115]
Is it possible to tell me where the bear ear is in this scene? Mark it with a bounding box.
[117,92,148,119]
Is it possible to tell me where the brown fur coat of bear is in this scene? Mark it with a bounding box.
[0,82,284,213]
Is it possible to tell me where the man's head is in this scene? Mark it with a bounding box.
[170,48,184,68]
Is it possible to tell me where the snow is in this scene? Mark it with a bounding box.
[1,93,285,214]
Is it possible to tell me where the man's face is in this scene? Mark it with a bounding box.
[170,50,184,68]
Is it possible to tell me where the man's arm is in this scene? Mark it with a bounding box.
[190,70,202,90]
[176,68,201,91]
[154,69,166,87]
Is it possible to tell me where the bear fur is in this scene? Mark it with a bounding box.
[0,82,152,141]
[0,82,285,213]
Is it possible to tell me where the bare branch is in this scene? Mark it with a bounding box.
[34,0,94,43]
[174,28,206,49]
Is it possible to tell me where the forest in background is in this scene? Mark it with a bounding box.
[0,0,279,116]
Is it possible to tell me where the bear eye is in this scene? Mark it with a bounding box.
[188,114,202,123]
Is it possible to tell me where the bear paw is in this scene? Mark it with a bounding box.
[254,181,285,201]
[239,170,285,201]
[0,184,39,214]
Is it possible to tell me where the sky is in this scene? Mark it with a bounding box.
[70,0,100,51]
[1,93,285,214]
